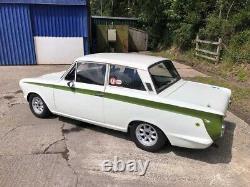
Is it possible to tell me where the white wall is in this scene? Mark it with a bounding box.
[34,37,84,64]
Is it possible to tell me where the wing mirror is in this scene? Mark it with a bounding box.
[67,81,75,88]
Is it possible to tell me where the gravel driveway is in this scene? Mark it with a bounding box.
[0,65,249,186]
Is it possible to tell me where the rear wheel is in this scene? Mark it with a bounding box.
[29,94,51,118]
[130,122,166,152]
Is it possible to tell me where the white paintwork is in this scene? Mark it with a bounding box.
[19,53,232,149]
[76,53,166,70]
[54,81,105,123]
[166,81,231,115]
[39,71,66,81]
[34,37,84,64]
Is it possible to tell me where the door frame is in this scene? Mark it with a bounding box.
[56,60,108,122]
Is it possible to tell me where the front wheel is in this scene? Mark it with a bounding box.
[130,122,167,152]
[29,94,51,118]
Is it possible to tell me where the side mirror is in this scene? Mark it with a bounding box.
[67,81,75,88]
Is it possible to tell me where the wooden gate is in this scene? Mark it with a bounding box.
[195,35,222,62]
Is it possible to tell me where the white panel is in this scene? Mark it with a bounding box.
[34,37,84,64]
[108,29,117,42]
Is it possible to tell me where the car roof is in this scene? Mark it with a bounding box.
[75,53,168,70]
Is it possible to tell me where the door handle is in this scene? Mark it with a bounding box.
[94,92,104,97]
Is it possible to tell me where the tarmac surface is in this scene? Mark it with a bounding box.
[0,63,249,186]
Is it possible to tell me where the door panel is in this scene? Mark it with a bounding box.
[54,61,106,123]
[71,82,105,122]
[54,80,105,123]
[104,64,148,129]
[53,80,75,116]
[104,86,149,129]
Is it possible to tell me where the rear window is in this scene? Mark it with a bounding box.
[149,60,180,93]
[109,64,146,91]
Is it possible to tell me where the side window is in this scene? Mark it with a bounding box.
[76,62,106,85]
[109,64,145,91]
[65,65,75,81]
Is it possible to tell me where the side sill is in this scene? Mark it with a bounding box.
[52,111,128,132]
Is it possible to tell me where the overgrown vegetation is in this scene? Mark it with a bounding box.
[91,0,250,65]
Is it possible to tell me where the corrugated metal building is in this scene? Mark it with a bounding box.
[0,0,90,65]
[91,16,140,53]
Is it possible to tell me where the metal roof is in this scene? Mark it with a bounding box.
[91,16,138,21]
[91,16,139,28]
[0,0,87,5]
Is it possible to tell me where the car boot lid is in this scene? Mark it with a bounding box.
[164,80,231,116]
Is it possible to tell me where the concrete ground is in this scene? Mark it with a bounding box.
[0,64,249,187]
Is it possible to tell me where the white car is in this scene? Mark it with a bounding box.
[19,53,231,152]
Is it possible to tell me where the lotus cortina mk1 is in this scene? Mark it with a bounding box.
[19,53,231,152]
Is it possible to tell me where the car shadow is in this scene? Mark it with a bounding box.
[58,116,130,141]
[58,116,235,164]
[159,120,236,164]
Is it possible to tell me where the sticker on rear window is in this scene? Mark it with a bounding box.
[110,77,116,85]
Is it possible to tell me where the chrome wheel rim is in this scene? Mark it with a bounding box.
[136,123,158,146]
[32,97,44,114]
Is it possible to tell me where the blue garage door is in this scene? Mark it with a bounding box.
[30,5,89,55]
[0,4,36,65]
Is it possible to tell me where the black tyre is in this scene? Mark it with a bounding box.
[130,122,167,152]
[29,94,51,118]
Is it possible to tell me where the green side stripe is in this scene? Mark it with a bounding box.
[104,92,223,140]
[24,81,223,140]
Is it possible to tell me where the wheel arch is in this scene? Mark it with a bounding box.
[127,120,170,144]
[127,120,142,133]
[27,92,39,102]
[27,92,53,112]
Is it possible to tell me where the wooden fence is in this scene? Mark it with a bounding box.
[195,35,222,62]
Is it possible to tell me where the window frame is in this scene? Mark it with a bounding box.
[148,60,181,94]
[61,62,76,80]
[75,61,107,86]
[63,61,108,86]
[64,63,76,81]
[107,64,146,91]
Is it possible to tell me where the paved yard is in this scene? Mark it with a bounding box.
[0,64,249,186]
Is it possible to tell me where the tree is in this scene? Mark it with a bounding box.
[90,0,250,53]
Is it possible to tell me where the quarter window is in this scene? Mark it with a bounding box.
[109,65,145,91]
[149,61,180,93]
[76,63,106,85]
[65,65,76,81]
